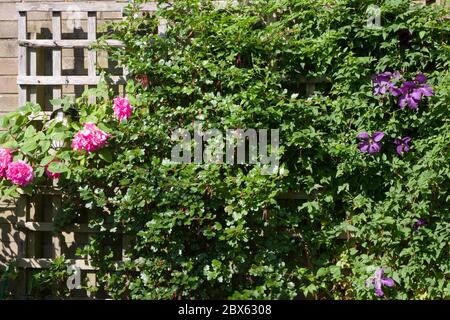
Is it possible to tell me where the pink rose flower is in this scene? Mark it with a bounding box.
[0,148,13,178]
[113,97,133,121]
[45,160,61,180]
[72,122,109,152]
[6,160,34,187]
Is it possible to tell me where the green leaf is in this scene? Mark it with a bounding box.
[0,116,10,129]
[40,155,55,166]
[98,148,113,163]
[21,140,39,153]
[39,140,51,153]
[2,140,18,149]
[47,161,68,173]
[24,125,36,138]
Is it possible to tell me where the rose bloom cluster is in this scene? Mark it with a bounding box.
[71,122,109,152]
[0,148,34,186]
[0,97,133,187]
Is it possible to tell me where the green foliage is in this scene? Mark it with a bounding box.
[1,0,450,299]
[31,255,70,298]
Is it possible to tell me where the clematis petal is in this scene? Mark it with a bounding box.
[393,71,402,80]
[372,132,385,142]
[402,136,412,144]
[374,288,385,297]
[411,89,423,101]
[391,87,403,97]
[357,132,370,139]
[415,73,427,84]
[359,142,370,152]
[375,268,384,278]
[396,144,404,156]
[407,97,419,110]
[381,278,395,287]
[418,85,434,97]
[399,96,407,108]
[368,142,381,154]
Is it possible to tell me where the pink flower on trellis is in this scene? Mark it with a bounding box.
[113,97,133,122]
[72,122,109,152]
[6,160,34,187]
[0,148,13,178]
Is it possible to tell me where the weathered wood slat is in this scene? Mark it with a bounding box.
[17,11,27,107]
[18,75,126,85]
[16,2,157,13]
[17,221,98,233]
[16,258,96,270]
[29,33,37,104]
[18,39,124,48]
[52,12,62,104]
[87,12,97,105]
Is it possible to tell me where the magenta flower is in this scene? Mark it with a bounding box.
[357,131,384,154]
[394,136,412,156]
[6,160,34,187]
[366,267,395,297]
[0,148,13,178]
[113,97,133,122]
[392,74,434,110]
[72,122,109,152]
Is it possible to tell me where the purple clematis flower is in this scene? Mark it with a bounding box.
[394,136,412,156]
[357,131,384,154]
[414,218,427,229]
[393,74,434,110]
[373,72,401,96]
[366,267,395,297]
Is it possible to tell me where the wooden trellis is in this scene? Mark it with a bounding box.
[16,1,165,109]
[14,1,160,299]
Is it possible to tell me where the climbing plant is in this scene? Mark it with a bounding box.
[1,0,450,299]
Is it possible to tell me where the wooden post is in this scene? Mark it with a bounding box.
[306,83,315,96]
[51,195,62,258]
[52,12,62,106]
[29,33,38,104]
[87,12,97,104]
[18,11,27,107]
[15,196,27,298]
